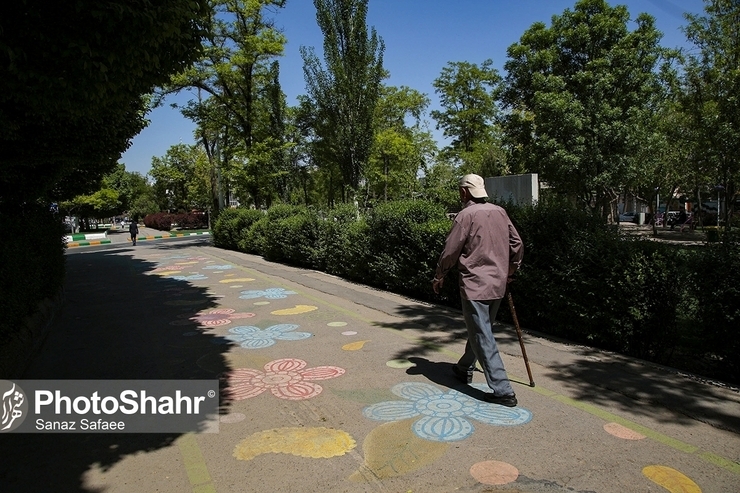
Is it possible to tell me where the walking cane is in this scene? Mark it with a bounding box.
[506,291,535,387]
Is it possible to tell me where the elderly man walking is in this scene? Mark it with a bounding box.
[432,174,524,407]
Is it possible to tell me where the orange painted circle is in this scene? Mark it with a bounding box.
[470,460,519,485]
[604,422,646,440]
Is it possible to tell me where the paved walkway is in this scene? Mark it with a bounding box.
[65,225,210,248]
[1,236,738,492]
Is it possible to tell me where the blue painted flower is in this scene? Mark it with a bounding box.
[225,324,312,349]
[203,264,234,270]
[363,382,532,442]
[239,288,297,300]
[167,274,208,281]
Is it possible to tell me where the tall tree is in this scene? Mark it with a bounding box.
[500,0,671,219]
[681,0,740,225]
[166,0,287,208]
[293,95,343,206]
[180,92,234,216]
[431,60,505,176]
[366,85,435,203]
[103,164,150,214]
[149,144,209,213]
[300,0,386,200]
[244,61,294,207]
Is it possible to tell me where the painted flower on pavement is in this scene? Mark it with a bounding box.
[225,324,311,348]
[239,288,297,300]
[224,358,345,401]
[167,274,208,281]
[170,308,256,327]
[363,382,532,442]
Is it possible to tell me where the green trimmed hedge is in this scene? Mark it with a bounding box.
[505,204,684,362]
[212,208,264,251]
[213,200,740,385]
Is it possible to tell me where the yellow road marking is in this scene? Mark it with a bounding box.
[178,433,217,493]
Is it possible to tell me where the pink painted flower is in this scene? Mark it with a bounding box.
[224,358,345,401]
[171,308,255,327]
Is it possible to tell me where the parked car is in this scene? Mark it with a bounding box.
[618,211,637,223]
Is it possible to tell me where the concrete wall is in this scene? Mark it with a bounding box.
[484,173,539,206]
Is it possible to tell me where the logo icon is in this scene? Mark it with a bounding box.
[0,380,28,432]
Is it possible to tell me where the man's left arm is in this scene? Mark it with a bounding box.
[508,221,523,282]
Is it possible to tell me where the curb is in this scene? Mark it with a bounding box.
[65,232,108,242]
[66,239,112,248]
[128,231,211,243]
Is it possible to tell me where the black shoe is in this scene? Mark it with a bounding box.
[483,393,518,407]
[451,365,473,384]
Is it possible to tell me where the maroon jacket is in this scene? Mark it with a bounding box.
[435,200,523,300]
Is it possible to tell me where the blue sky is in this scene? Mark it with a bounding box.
[120,0,707,176]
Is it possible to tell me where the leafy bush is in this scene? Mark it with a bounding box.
[320,204,371,281]
[364,200,449,297]
[209,198,740,385]
[0,205,65,348]
[171,212,208,229]
[244,217,269,255]
[143,211,208,231]
[505,202,682,361]
[263,206,322,269]
[143,212,172,230]
[244,204,300,256]
[212,208,264,250]
[690,235,740,382]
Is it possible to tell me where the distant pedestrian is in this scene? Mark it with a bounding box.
[129,221,139,245]
[676,209,688,232]
[432,174,524,407]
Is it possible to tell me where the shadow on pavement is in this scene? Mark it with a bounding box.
[376,302,740,434]
[373,303,470,360]
[0,243,232,492]
[544,346,740,434]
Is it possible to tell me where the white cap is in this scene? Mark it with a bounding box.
[459,174,488,198]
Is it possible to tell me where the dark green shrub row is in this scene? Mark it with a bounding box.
[212,208,263,251]
[0,205,65,347]
[505,204,684,362]
[213,201,455,300]
[213,200,739,384]
[689,232,740,381]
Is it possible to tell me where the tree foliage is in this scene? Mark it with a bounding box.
[431,60,507,176]
[680,0,740,224]
[0,0,210,210]
[500,0,671,219]
[300,0,386,199]
[103,164,150,213]
[366,85,435,203]
[149,144,211,212]
[167,0,288,209]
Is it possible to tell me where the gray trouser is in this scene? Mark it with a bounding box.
[457,298,514,396]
